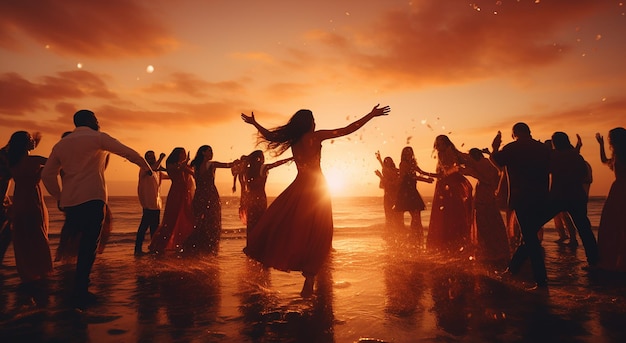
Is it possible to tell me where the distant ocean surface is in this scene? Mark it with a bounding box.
[43,195,607,237]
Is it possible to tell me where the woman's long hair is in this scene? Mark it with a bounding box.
[167,147,186,166]
[258,109,314,157]
[191,145,210,170]
[609,127,626,162]
[7,131,33,167]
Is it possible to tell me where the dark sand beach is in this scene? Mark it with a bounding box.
[2,224,626,343]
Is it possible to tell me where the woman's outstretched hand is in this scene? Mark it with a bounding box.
[595,132,604,145]
[241,112,256,125]
[370,104,391,117]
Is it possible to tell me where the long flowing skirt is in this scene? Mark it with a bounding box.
[244,171,333,276]
[597,178,626,272]
[427,172,473,252]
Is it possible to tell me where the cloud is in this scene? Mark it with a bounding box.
[305,0,611,87]
[0,71,117,115]
[0,0,178,58]
[142,72,246,98]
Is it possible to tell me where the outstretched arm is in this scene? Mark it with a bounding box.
[316,104,390,141]
[266,156,293,170]
[241,112,274,140]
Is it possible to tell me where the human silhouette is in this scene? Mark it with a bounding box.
[241,104,390,296]
[7,131,53,282]
[42,109,152,307]
[540,132,598,268]
[426,135,473,253]
[489,123,551,289]
[241,150,293,242]
[0,141,12,266]
[149,147,195,254]
[393,146,434,246]
[462,148,510,266]
[134,150,168,255]
[595,127,626,272]
[184,145,234,254]
[231,155,249,225]
[374,151,403,228]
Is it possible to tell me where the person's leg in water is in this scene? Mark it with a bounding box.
[409,209,424,249]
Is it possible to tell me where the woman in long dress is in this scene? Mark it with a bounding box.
[462,148,510,266]
[241,104,390,296]
[149,147,195,254]
[7,131,53,282]
[241,150,292,242]
[184,145,233,254]
[426,135,474,253]
[595,127,626,272]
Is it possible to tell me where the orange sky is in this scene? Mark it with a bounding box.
[1,0,625,198]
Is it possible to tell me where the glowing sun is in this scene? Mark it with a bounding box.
[324,168,346,196]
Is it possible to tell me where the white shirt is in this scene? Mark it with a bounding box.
[137,169,163,210]
[42,126,151,207]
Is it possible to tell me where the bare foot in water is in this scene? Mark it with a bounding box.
[301,276,314,297]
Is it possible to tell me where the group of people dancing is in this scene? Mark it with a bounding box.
[0,105,624,304]
[374,123,626,289]
[374,135,508,264]
[135,144,293,256]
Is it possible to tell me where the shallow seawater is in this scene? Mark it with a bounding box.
[2,224,626,342]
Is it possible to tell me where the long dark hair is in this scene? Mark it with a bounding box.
[7,131,33,167]
[191,145,210,170]
[258,109,314,157]
[166,147,186,166]
[609,127,626,162]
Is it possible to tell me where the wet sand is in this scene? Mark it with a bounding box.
[2,226,626,343]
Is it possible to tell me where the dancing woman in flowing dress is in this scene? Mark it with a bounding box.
[595,128,626,272]
[149,148,195,254]
[241,104,390,296]
[7,131,53,282]
[184,145,233,254]
[462,148,510,265]
[426,135,474,253]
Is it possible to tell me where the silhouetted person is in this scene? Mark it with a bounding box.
[241,104,390,297]
[7,131,53,282]
[490,123,551,289]
[134,150,167,255]
[0,142,12,265]
[374,151,403,228]
[393,146,433,246]
[184,145,234,254]
[462,148,510,266]
[426,135,473,253]
[595,127,626,272]
[542,132,598,268]
[241,150,292,241]
[149,147,195,254]
[41,109,151,307]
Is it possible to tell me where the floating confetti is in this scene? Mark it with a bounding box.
[146,65,155,73]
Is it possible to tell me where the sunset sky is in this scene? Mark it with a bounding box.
[1,0,625,198]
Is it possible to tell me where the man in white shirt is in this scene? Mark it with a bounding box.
[42,109,152,307]
[134,150,167,255]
